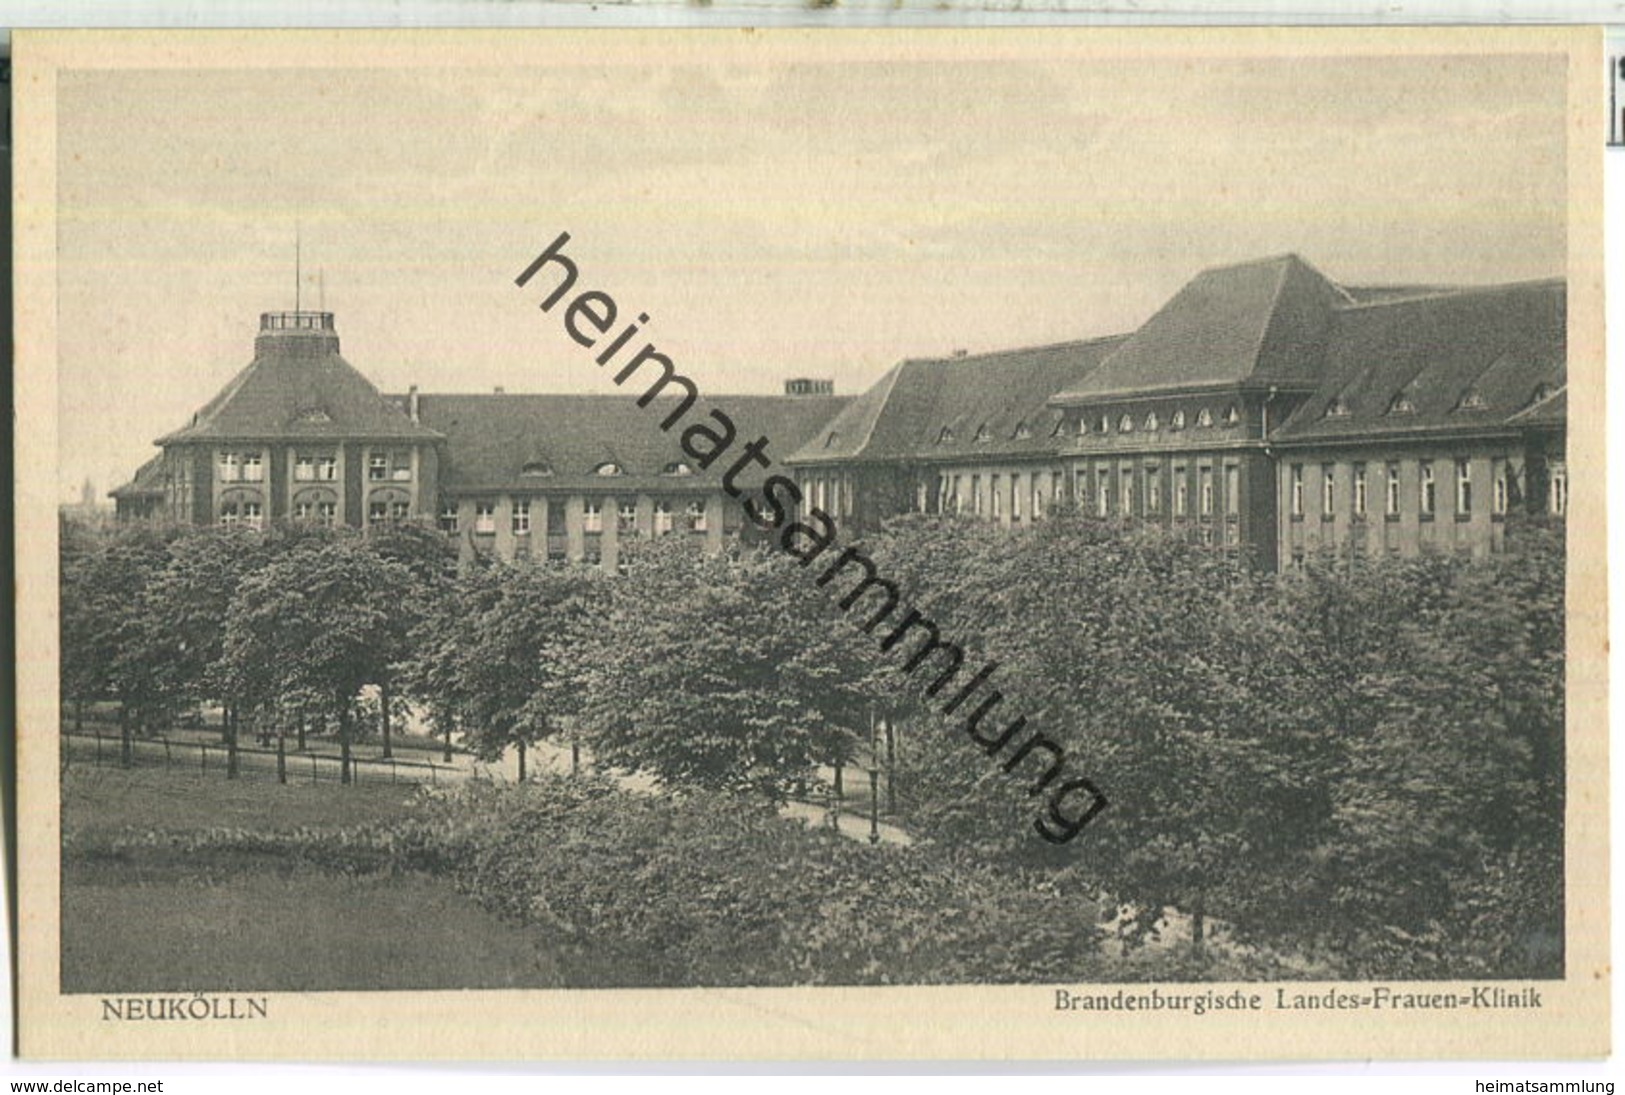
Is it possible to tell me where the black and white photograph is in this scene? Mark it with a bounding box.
[13,26,1608,1061]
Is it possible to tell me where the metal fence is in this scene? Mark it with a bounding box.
[61,729,451,786]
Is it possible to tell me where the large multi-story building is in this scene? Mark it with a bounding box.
[784,255,1567,567]
[113,254,1567,570]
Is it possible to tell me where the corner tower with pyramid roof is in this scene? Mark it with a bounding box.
[140,310,443,529]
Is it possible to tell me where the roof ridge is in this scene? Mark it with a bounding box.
[900,332,1129,367]
[1334,277,1565,312]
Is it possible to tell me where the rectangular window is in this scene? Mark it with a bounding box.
[917,481,929,514]
[971,475,982,516]
[937,477,950,514]
[1493,461,1509,516]
[1173,465,1188,517]
[1095,467,1111,518]
[317,501,336,527]
[219,501,239,527]
[318,456,338,482]
[392,451,413,482]
[294,455,316,482]
[390,501,411,522]
[1145,464,1162,515]
[1198,466,1214,517]
[582,500,603,533]
[440,504,459,534]
[687,500,707,532]
[618,501,638,533]
[1455,458,1472,517]
[953,476,964,515]
[241,502,262,528]
[1119,467,1134,517]
[1031,476,1044,520]
[547,503,567,536]
[474,501,496,534]
[584,548,602,571]
[1320,463,1336,518]
[654,500,674,535]
[1290,464,1304,518]
[1225,464,1240,517]
[1420,462,1436,518]
[294,501,314,522]
[1011,475,1022,521]
[369,454,388,481]
[219,453,241,483]
[1386,463,1401,518]
[368,501,388,526]
[990,475,1002,518]
[1549,462,1568,516]
[1353,464,1368,518]
[512,498,531,535]
[242,453,263,483]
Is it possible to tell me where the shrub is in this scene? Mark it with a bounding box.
[392,775,1109,987]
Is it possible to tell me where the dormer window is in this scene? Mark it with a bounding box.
[1223,406,1241,426]
[1118,414,1134,433]
[937,426,955,445]
[1388,394,1416,416]
[1455,390,1487,412]
[824,432,840,449]
[521,461,553,477]
[1170,410,1186,431]
[1528,383,1554,406]
[1012,421,1032,440]
[662,461,694,476]
[294,406,331,424]
[1196,408,1214,428]
[594,462,624,477]
[1049,418,1068,438]
[1324,397,1351,419]
[1144,411,1159,431]
[1095,414,1110,434]
[974,423,991,443]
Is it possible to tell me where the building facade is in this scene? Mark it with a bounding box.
[114,255,1568,571]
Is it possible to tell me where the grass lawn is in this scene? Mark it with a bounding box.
[60,766,564,994]
[62,764,426,842]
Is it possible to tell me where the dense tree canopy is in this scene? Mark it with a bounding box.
[59,510,1565,978]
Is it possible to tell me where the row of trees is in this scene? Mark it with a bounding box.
[59,510,1565,978]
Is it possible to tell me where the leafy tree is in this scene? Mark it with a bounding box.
[409,559,598,781]
[59,524,174,763]
[219,535,421,783]
[578,539,887,803]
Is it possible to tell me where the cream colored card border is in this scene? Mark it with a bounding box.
[12,26,1609,1062]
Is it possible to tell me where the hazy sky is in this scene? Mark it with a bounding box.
[54,42,1568,502]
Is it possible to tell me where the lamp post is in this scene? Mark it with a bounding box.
[867,704,881,844]
[868,766,880,845]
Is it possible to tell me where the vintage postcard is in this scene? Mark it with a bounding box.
[12,27,1607,1061]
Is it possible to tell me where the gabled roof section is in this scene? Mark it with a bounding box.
[157,322,441,445]
[110,454,166,499]
[416,392,849,493]
[1272,279,1565,443]
[786,337,1126,466]
[1050,254,1347,404]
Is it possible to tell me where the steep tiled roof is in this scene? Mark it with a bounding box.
[110,454,165,499]
[157,328,441,445]
[1050,254,1349,403]
[786,337,1125,466]
[1272,279,1565,444]
[415,392,850,493]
